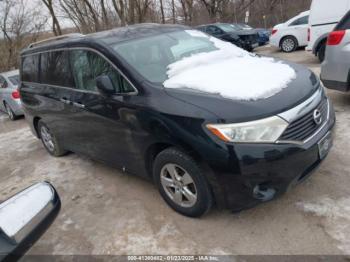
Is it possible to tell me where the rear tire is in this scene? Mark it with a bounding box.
[280,36,298,53]
[317,42,326,62]
[153,147,213,217]
[4,102,17,121]
[38,120,67,157]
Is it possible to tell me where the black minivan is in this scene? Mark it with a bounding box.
[20,24,335,217]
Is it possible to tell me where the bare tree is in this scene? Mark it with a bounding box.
[171,0,175,23]
[200,0,225,22]
[179,0,194,24]
[135,0,151,23]
[129,0,135,24]
[0,0,47,71]
[111,0,127,26]
[159,0,165,24]
[59,0,104,33]
[41,0,62,36]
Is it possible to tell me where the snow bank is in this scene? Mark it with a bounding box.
[164,30,297,101]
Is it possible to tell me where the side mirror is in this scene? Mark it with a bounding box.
[96,75,115,96]
[0,182,60,261]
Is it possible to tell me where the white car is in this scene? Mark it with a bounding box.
[270,11,310,52]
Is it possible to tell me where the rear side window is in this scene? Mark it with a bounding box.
[70,50,134,93]
[40,51,74,87]
[289,16,309,26]
[22,55,39,82]
[0,76,6,88]
[335,11,350,30]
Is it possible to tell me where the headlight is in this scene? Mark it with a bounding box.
[206,116,288,143]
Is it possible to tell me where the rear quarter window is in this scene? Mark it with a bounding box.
[21,55,39,82]
[336,10,350,30]
[289,16,309,26]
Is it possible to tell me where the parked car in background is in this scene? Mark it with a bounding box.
[307,0,350,62]
[270,11,309,52]
[196,23,259,51]
[0,70,23,120]
[234,23,271,46]
[321,10,350,92]
[20,25,335,217]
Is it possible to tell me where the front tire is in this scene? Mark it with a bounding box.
[38,121,67,157]
[280,36,298,53]
[153,147,213,217]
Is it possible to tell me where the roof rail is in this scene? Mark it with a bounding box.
[28,33,84,49]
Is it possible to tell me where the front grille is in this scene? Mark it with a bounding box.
[239,34,258,43]
[279,99,328,142]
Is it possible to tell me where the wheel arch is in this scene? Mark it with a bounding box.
[33,116,42,138]
[313,33,328,55]
[144,141,203,180]
[279,35,299,48]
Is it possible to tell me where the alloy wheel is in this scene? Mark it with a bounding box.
[160,163,197,208]
[282,38,295,52]
[5,103,14,120]
[40,126,55,152]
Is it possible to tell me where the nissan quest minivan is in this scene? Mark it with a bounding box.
[19,24,335,217]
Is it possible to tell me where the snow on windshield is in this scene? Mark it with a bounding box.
[163,30,296,101]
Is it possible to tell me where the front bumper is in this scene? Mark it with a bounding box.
[208,99,336,211]
[269,36,279,48]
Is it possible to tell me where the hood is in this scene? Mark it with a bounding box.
[164,62,319,123]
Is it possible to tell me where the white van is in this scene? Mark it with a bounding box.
[306,0,350,61]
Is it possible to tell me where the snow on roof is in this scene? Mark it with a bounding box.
[164,30,296,101]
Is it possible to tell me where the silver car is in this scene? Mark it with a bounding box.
[321,10,350,92]
[0,69,23,120]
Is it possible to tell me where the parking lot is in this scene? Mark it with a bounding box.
[1,45,350,255]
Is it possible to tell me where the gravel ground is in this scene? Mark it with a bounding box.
[0,45,350,256]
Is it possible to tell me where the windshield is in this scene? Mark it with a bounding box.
[111,30,219,83]
[8,75,20,86]
[216,24,240,33]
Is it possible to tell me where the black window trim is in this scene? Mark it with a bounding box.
[21,47,139,96]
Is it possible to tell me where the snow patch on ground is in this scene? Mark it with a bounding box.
[164,32,296,101]
[296,197,350,253]
[0,127,39,161]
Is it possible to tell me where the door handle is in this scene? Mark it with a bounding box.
[73,102,85,109]
[60,98,71,104]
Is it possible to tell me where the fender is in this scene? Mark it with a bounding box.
[312,32,329,54]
